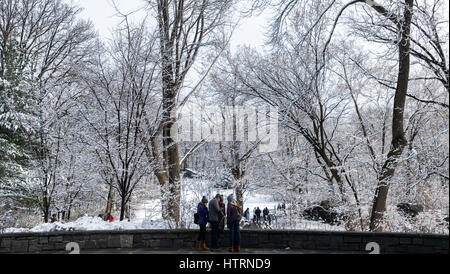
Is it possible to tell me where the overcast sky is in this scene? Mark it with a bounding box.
[73,0,269,52]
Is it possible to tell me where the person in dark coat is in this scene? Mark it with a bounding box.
[227,194,242,252]
[197,196,209,251]
[255,207,262,224]
[208,194,223,251]
[50,214,58,223]
[263,207,269,221]
[218,195,226,242]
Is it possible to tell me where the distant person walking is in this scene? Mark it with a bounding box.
[208,194,223,251]
[196,196,209,251]
[50,214,58,223]
[263,207,269,221]
[244,208,250,221]
[255,207,262,224]
[227,194,242,252]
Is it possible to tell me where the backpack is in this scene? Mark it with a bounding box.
[236,206,243,221]
[194,213,199,224]
[232,205,242,222]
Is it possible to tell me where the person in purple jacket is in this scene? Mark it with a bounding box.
[196,196,209,251]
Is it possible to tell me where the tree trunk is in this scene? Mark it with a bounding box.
[43,195,49,223]
[369,0,413,232]
[120,194,127,221]
[161,83,181,225]
[235,180,244,211]
[105,183,114,220]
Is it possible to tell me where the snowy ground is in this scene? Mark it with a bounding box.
[1,216,141,234]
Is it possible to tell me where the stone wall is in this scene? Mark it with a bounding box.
[0,230,448,254]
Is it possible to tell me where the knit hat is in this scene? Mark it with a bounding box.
[227,194,234,201]
[202,196,208,203]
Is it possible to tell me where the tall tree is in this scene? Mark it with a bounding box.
[249,0,418,231]
[79,18,160,221]
[146,0,234,225]
[0,0,95,223]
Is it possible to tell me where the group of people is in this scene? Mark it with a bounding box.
[97,213,115,222]
[252,207,272,224]
[196,194,243,252]
[277,203,286,211]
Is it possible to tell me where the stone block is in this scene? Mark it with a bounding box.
[0,238,12,248]
[183,240,195,248]
[288,240,304,249]
[244,236,259,247]
[96,239,108,249]
[38,237,48,245]
[383,237,399,246]
[85,240,97,250]
[77,241,86,250]
[90,234,108,241]
[69,235,86,242]
[412,238,423,245]
[423,238,446,246]
[338,243,361,252]
[173,239,184,248]
[0,247,10,254]
[147,239,161,248]
[108,236,121,248]
[160,239,173,248]
[52,242,67,252]
[293,234,310,242]
[28,239,40,253]
[11,240,28,253]
[142,234,154,240]
[300,241,316,250]
[48,236,63,243]
[343,236,362,243]
[120,235,134,248]
[399,238,412,245]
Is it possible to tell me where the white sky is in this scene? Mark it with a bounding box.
[72,0,269,51]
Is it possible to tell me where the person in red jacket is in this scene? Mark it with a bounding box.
[105,214,114,222]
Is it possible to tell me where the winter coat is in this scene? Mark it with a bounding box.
[227,203,242,224]
[208,198,222,222]
[105,215,114,222]
[219,201,226,229]
[244,209,250,220]
[197,203,209,225]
